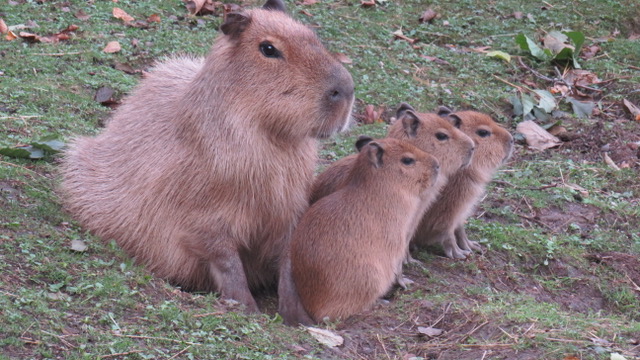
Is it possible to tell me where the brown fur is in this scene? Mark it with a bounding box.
[291,138,440,322]
[412,110,513,259]
[60,0,354,312]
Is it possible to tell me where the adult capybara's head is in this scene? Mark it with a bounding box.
[209,0,354,140]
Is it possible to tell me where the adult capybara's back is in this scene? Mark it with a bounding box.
[60,0,354,312]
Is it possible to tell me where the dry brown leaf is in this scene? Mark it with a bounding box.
[420,54,449,65]
[185,0,206,15]
[300,0,318,4]
[333,52,352,64]
[581,44,600,59]
[299,9,313,17]
[623,99,640,121]
[113,7,135,22]
[603,152,620,170]
[103,41,121,53]
[563,69,601,87]
[392,29,417,44]
[306,327,343,347]
[360,0,376,7]
[148,14,161,23]
[5,30,17,41]
[75,10,91,20]
[0,18,8,34]
[417,326,444,337]
[419,9,437,23]
[563,356,580,360]
[516,120,562,151]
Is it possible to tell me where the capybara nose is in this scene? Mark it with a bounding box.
[327,68,354,105]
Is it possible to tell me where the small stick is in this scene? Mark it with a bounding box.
[167,345,192,360]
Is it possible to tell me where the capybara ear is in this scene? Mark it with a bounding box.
[355,135,374,152]
[400,110,421,138]
[396,102,416,119]
[263,0,287,12]
[220,12,251,38]
[436,105,453,117]
[366,142,384,169]
[447,113,463,129]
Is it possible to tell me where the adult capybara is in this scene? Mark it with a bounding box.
[290,138,440,322]
[60,0,354,312]
[412,109,513,259]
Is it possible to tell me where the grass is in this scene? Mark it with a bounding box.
[2,0,640,359]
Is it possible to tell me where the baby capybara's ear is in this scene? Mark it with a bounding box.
[399,110,421,138]
[355,135,374,152]
[365,142,385,169]
[263,0,287,12]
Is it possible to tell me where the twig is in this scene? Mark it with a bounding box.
[167,345,192,360]
[492,75,531,92]
[517,56,554,82]
[457,321,489,343]
[544,337,589,344]
[112,334,201,346]
[430,302,451,328]
[526,183,559,191]
[100,350,143,359]
[376,334,391,360]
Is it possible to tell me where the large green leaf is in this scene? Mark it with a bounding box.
[515,33,550,60]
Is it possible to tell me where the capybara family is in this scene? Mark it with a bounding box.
[412,109,514,259]
[60,0,354,312]
[290,138,440,322]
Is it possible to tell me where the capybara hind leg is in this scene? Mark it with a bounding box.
[455,225,482,253]
[278,255,314,325]
[208,248,259,313]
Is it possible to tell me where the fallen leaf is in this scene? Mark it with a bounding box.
[623,99,640,121]
[363,104,379,124]
[71,239,88,252]
[486,50,511,62]
[360,0,376,7]
[300,0,318,4]
[75,10,91,20]
[563,69,601,87]
[95,86,117,105]
[17,24,78,43]
[5,30,17,41]
[550,84,569,96]
[306,327,343,348]
[103,41,121,53]
[185,0,206,15]
[603,152,620,171]
[417,326,444,337]
[563,356,580,360]
[419,9,437,23]
[113,7,135,22]
[392,29,417,44]
[0,18,8,34]
[420,54,449,65]
[516,120,562,151]
[581,44,600,59]
[114,62,139,74]
[513,11,523,19]
[610,353,627,360]
[148,14,161,23]
[299,9,313,17]
[566,98,594,118]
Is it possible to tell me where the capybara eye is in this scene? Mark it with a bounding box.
[260,41,280,58]
[401,157,415,165]
[435,132,449,141]
[477,129,491,137]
